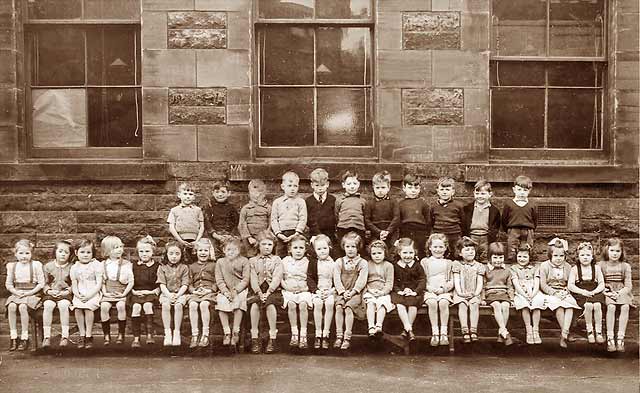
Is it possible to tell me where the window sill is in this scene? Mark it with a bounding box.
[465,164,637,184]
[0,162,167,181]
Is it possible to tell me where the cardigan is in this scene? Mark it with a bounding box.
[463,201,502,243]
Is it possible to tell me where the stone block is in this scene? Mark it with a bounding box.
[165,162,228,180]
[377,12,402,50]
[77,211,167,225]
[169,106,226,124]
[432,125,487,162]
[582,198,639,221]
[0,29,13,51]
[196,0,251,11]
[618,12,640,51]
[377,89,402,127]
[167,11,226,29]
[378,50,431,87]
[227,11,250,49]
[77,223,168,245]
[0,88,17,125]
[615,127,640,167]
[142,0,194,11]
[143,125,198,161]
[0,194,89,211]
[379,0,431,12]
[380,126,434,162]
[35,233,96,249]
[403,88,463,126]
[168,29,226,49]
[432,0,464,10]
[197,125,250,161]
[142,49,196,87]
[0,125,18,162]
[432,50,488,87]
[403,12,460,50]
[404,108,463,125]
[227,87,250,125]
[141,11,168,49]
[461,0,489,12]
[169,88,226,106]
[143,88,168,125]
[619,0,639,12]
[461,12,489,51]
[464,88,489,126]
[196,49,250,87]
[89,194,156,211]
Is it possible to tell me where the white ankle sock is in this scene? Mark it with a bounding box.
[10,329,17,339]
[61,326,70,338]
[43,327,52,338]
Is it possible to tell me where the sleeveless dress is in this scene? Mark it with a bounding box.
[70,260,103,311]
[421,257,453,303]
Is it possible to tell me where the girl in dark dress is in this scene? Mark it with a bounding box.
[130,236,160,347]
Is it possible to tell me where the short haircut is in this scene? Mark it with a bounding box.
[487,242,506,258]
[437,177,455,188]
[341,170,359,182]
[194,238,216,261]
[310,234,332,250]
[402,173,421,186]
[52,239,74,260]
[576,242,593,253]
[100,235,124,259]
[340,231,363,250]
[282,171,300,183]
[212,180,230,191]
[514,175,533,189]
[309,168,329,184]
[248,179,266,194]
[395,237,416,254]
[163,241,184,263]
[474,179,492,193]
[75,238,96,257]
[136,235,157,250]
[455,236,477,259]
[547,239,567,259]
[426,233,448,256]
[287,234,308,251]
[255,230,276,243]
[177,182,196,193]
[600,237,625,262]
[372,171,391,186]
[368,239,388,256]
[14,239,34,253]
[222,236,244,255]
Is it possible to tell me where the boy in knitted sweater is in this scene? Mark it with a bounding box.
[430,177,465,258]
[334,170,366,254]
[271,171,307,258]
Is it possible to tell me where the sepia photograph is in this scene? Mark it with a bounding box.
[0,0,638,392]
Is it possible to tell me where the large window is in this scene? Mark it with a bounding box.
[255,0,374,157]
[490,0,608,160]
[25,0,141,159]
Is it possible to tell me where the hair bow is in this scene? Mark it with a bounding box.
[548,237,568,251]
[144,235,157,246]
[309,235,317,245]
[393,239,400,248]
[577,242,592,251]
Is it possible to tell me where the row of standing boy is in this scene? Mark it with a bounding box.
[7,169,631,352]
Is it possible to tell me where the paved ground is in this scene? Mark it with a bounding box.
[1,344,638,393]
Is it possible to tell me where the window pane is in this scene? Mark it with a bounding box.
[316,0,370,19]
[259,0,314,19]
[548,89,602,149]
[87,27,137,85]
[490,61,545,86]
[33,28,85,86]
[550,0,604,57]
[32,89,86,147]
[491,88,545,148]
[260,88,314,146]
[85,0,141,20]
[548,62,604,87]
[28,0,82,19]
[87,88,142,147]
[318,88,370,146]
[261,26,314,85]
[492,0,546,56]
[317,27,369,85]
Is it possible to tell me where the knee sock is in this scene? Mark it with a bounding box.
[101,321,111,336]
[131,316,141,337]
[43,327,52,338]
[145,314,154,335]
[117,320,126,336]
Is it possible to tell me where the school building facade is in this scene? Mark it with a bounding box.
[0,1,638,306]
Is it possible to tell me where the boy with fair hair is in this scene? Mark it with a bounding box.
[430,177,466,257]
[167,182,205,263]
[502,175,537,262]
[305,168,337,247]
[271,171,307,257]
[364,171,400,255]
[463,180,501,262]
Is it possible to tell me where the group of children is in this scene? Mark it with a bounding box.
[4,170,634,355]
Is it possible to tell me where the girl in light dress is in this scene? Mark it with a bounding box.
[70,239,103,349]
[451,237,485,344]
[363,240,394,339]
[310,234,335,350]
[511,243,546,345]
[421,234,453,347]
[187,238,217,349]
[41,240,73,348]
[484,242,514,346]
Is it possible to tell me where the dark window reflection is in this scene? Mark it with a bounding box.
[261,26,314,85]
[259,0,314,19]
[491,88,545,148]
[490,61,545,86]
[318,88,370,146]
[88,88,142,147]
[260,88,314,146]
[316,0,370,19]
[88,27,138,85]
[550,0,604,57]
[492,0,546,56]
[33,27,85,86]
[28,0,82,19]
[548,89,602,148]
[317,27,369,85]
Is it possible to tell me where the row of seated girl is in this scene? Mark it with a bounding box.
[4,232,632,354]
